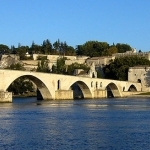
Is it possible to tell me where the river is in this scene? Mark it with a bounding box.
[0,97,150,150]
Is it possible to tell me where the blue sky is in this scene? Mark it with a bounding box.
[0,0,150,51]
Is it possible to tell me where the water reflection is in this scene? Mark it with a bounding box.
[0,97,150,149]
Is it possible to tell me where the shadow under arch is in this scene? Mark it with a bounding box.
[69,81,92,99]
[7,75,52,100]
[128,84,137,92]
[106,83,121,98]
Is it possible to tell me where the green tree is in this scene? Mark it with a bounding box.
[76,41,109,57]
[56,57,66,74]
[30,41,42,54]
[8,77,34,95]
[6,63,25,70]
[103,46,118,56]
[53,39,60,54]
[116,43,132,53]
[0,44,10,54]
[41,39,52,54]
[103,56,150,80]
[17,45,29,60]
[67,63,90,75]
[36,58,50,73]
[51,57,67,74]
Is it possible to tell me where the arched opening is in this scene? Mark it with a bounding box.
[92,73,95,78]
[69,81,92,99]
[106,83,121,98]
[128,85,137,92]
[7,75,52,101]
[137,79,141,83]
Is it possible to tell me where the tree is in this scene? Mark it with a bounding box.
[76,41,109,57]
[17,45,29,60]
[56,57,66,74]
[6,63,25,70]
[30,41,42,54]
[41,39,52,54]
[66,63,90,75]
[51,57,67,74]
[11,45,17,54]
[103,56,150,80]
[65,46,76,56]
[0,44,10,54]
[53,39,60,54]
[103,46,118,56]
[36,58,50,73]
[116,43,132,53]
[7,77,34,95]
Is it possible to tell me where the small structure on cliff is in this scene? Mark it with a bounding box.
[73,62,97,78]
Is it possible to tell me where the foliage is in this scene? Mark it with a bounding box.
[16,46,29,60]
[76,41,132,57]
[66,63,90,75]
[6,63,25,70]
[0,44,10,54]
[7,77,34,95]
[76,41,109,57]
[0,39,134,60]
[51,57,66,74]
[103,56,150,81]
[36,58,50,73]
[51,58,90,75]
[116,43,132,53]
[103,46,118,56]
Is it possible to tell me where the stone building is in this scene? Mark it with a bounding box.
[73,62,97,78]
[128,66,150,91]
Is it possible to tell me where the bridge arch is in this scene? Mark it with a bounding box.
[128,84,137,92]
[68,80,92,99]
[6,75,52,100]
[105,82,121,98]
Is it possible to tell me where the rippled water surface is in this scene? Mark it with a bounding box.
[0,97,150,150]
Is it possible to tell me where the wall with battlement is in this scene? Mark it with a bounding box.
[113,52,150,60]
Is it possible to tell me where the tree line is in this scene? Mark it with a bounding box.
[0,40,133,60]
[103,56,150,81]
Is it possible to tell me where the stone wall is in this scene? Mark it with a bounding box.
[0,91,12,102]
[128,67,150,91]
[55,90,73,99]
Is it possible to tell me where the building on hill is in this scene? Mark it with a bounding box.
[73,62,97,78]
[128,66,150,92]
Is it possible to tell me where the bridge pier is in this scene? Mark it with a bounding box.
[55,90,73,100]
[94,90,107,98]
[0,91,12,102]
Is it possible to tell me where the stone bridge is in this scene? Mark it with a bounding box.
[0,69,142,102]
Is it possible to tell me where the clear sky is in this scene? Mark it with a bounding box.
[0,0,150,51]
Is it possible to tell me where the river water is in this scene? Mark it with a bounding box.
[0,97,150,150]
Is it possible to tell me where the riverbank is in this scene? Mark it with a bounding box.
[13,92,36,98]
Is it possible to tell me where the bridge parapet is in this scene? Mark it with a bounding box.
[0,69,142,102]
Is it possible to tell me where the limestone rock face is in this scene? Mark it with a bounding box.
[0,55,21,68]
